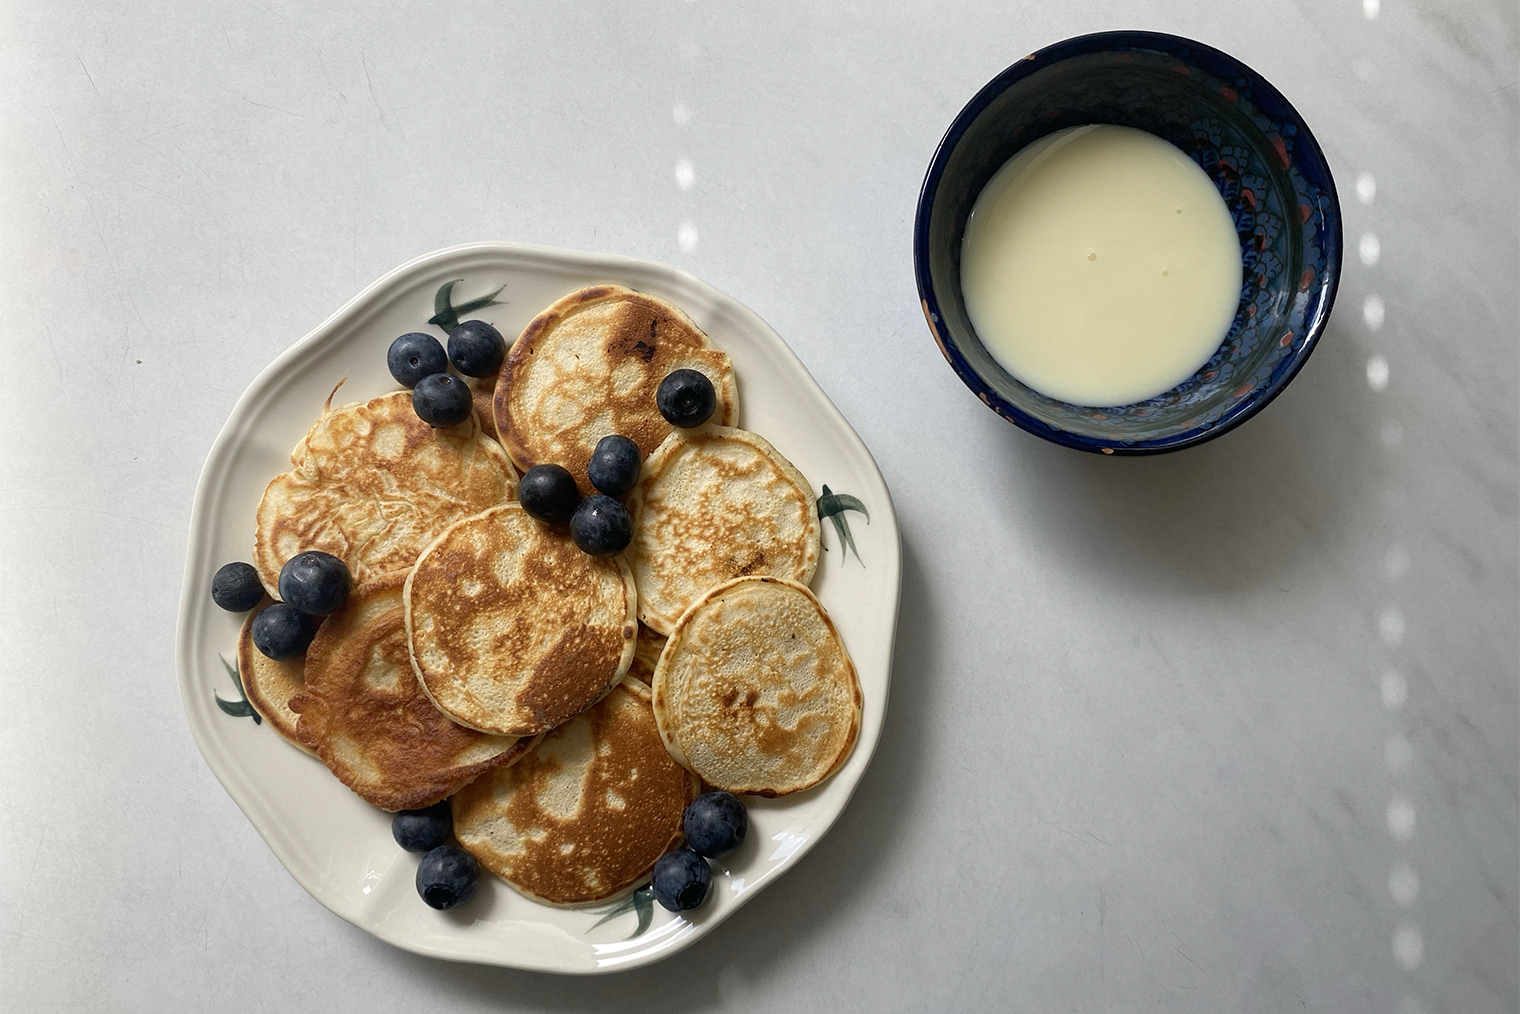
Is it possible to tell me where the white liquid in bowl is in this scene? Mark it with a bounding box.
[960,124,1243,407]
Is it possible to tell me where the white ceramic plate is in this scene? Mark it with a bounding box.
[175,243,900,973]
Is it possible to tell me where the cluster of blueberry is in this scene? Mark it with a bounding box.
[389,802,481,910]
[211,552,352,661]
[651,790,749,913]
[517,368,718,557]
[387,320,506,427]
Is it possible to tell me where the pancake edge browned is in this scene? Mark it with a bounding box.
[652,575,862,798]
[403,503,638,736]
[491,284,739,479]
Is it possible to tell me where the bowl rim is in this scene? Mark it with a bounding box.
[913,30,1343,455]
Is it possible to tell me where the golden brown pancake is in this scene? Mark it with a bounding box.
[627,425,820,635]
[493,285,739,494]
[254,390,517,596]
[289,573,527,811]
[652,576,861,797]
[404,504,637,736]
[452,678,698,907]
[236,603,315,756]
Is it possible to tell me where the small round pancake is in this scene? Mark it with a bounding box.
[652,576,861,797]
[236,603,315,756]
[255,390,517,596]
[289,573,527,811]
[627,426,820,635]
[452,678,698,907]
[404,504,637,736]
[494,285,739,494]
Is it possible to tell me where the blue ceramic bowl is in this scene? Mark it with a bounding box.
[914,32,1342,454]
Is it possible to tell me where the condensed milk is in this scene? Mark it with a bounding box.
[960,124,1243,407]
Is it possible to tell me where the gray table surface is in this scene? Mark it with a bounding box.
[2,2,1515,1011]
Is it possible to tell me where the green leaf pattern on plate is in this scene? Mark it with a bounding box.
[817,485,869,565]
[586,883,655,940]
[428,279,506,333]
[215,653,262,724]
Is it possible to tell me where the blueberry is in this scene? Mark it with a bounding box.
[416,845,479,910]
[411,372,473,427]
[570,495,632,556]
[387,332,448,389]
[211,561,264,612]
[518,464,582,524]
[651,848,711,912]
[656,369,716,428]
[250,602,318,660]
[447,320,506,378]
[392,801,453,853]
[586,435,641,497]
[683,791,748,858]
[277,551,351,616]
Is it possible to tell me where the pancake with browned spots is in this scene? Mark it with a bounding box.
[493,285,738,494]
[652,576,861,797]
[288,573,527,811]
[626,425,819,635]
[404,504,637,736]
[254,390,517,597]
[236,601,315,756]
[452,678,698,907]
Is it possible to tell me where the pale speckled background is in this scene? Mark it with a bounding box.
[1,2,1516,1012]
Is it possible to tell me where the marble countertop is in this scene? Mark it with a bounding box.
[2,1,1514,1011]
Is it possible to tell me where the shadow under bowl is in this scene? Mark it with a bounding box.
[914,31,1343,454]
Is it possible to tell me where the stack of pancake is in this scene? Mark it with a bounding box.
[241,284,861,907]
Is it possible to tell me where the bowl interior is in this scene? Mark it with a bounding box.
[920,34,1340,452]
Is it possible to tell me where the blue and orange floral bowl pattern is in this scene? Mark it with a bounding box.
[914,31,1342,454]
